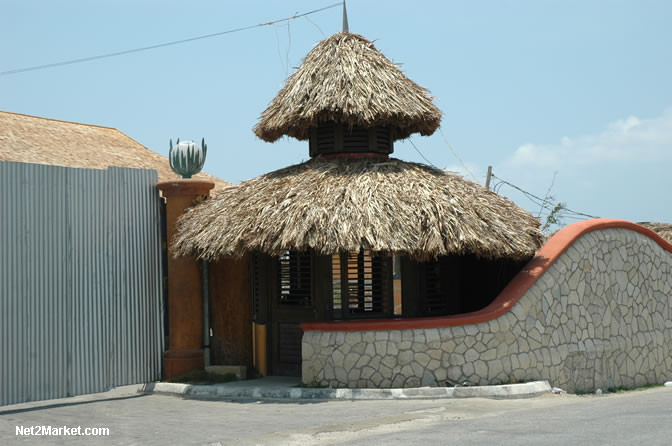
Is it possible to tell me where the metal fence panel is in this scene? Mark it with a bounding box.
[0,161,163,406]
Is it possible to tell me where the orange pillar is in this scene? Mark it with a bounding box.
[157,179,214,379]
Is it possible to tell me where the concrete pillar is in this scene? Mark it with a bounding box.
[157,179,214,379]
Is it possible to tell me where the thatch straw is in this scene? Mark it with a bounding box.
[639,222,672,244]
[174,157,544,261]
[254,33,442,143]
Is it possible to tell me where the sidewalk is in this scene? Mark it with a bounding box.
[142,376,551,401]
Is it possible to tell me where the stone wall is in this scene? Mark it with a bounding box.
[302,227,672,392]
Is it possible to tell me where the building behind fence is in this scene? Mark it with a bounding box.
[1,161,164,406]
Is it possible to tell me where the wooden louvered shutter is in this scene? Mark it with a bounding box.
[309,124,393,156]
[309,122,337,156]
[278,250,312,307]
[331,249,393,319]
[342,126,370,153]
[374,127,393,154]
[419,256,461,316]
[331,254,344,320]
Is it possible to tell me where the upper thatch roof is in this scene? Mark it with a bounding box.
[0,110,228,191]
[253,33,442,143]
[174,157,544,261]
[638,222,672,244]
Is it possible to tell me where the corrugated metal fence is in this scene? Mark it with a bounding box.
[1,161,164,406]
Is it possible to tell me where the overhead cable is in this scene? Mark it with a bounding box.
[491,173,598,219]
[438,127,478,183]
[408,138,438,168]
[0,2,342,76]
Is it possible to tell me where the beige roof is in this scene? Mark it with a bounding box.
[0,110,228,190]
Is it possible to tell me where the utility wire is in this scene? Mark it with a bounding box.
[285,17,293,78]
[491,173,598,219]
[438,127,478,183]
[304,15,327,38]
[408,138,438,168]
[0,2,342,76]
[537,170,558,219]
[493,178,561,214]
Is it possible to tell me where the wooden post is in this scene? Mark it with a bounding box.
[485,165,493,190]
[253,322,268,376]
[157,179,214,379]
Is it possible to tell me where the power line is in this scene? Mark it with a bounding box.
[494,178,560,214]
[537,170,558,219]
[438,127,478,183]
[0,2,342,76]
[304,15,327,38]
[408,138,438,168]
[491,173,598,219]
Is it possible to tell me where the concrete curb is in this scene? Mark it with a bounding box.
[141,380,551,401]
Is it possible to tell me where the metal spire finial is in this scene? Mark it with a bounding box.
[342,0,349,33]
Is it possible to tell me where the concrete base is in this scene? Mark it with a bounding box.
[206,365,247,380]
[142,379,552,401]
[164,350,204,379]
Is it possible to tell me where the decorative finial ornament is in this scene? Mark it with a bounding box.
[169,138,208,179]
[342,0,349,33]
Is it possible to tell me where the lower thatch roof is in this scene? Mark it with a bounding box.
[174,157,545,261]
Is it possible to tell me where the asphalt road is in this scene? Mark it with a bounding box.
[1,386,671,445]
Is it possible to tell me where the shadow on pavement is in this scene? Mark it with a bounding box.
[0,393,150,415]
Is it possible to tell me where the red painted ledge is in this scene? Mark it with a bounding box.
[157,179,214,197]
[301,218,672,332]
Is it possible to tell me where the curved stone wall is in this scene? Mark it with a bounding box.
[302,224,672,392]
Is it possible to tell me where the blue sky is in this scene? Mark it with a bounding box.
[2,1,671,228]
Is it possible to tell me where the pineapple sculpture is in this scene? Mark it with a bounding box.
[169,138,207,179]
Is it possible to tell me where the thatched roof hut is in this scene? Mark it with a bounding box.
[174,30,544,262]
[173,29,547,375]
[174,157,544,261]
[254,32,441,143]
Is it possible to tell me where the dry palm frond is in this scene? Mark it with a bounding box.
[254,33,442,142]
[174,157,544,261]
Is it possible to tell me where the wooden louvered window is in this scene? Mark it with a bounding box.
[422,262,449,315]
[418,256,461,316]
[278,250,312,307]
[342,126,370,152]
[331,249,393,319]
[310,122,337,156]
[309,123,393,156]
[332,254,343,311]
[375,126,392,152]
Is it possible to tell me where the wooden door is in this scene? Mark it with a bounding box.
[267,251,330,376]
[270,303,315,376]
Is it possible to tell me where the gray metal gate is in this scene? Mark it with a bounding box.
[1,161,164,406]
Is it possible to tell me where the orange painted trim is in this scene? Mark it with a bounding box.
[158,179,215,197]
[301,219,672,332]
